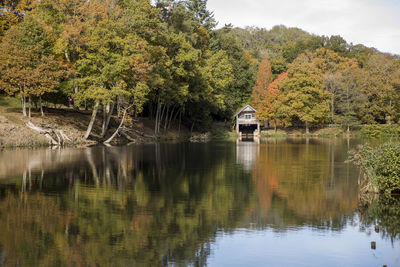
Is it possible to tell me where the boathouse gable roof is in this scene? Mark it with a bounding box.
[233,104,257,117]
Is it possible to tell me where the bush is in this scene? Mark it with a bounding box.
[359,124,400,138]
[350,142,400,194]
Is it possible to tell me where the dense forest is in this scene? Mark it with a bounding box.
[0,0,399,136]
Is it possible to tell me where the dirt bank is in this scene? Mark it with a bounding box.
[0,106,188,149]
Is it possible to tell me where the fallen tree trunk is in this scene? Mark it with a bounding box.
[26,121,72,146]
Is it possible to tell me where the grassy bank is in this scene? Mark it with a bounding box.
[261,127,346,137]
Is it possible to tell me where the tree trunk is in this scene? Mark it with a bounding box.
[21,94,27,117]
[158,104,165,134]
[178,110,182,134]
[85,101,99,139]
[117,96,121,115]
[149,103,153,119]
[331,94,334,123]
[39,95,44,117]
[164,105,169,132]
[274,119,277,133]
[305,121,309,134]
[28,95,32,119]
[65,47,71,63]
[168,107,177,129]
[172,107,180,125]
[101,102,115,138]
[104,106,130,144]
[73,87,79,110]
[155,98,161,135]
[190,121,195,133]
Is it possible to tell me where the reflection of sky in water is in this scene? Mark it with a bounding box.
[209,222,400,267]
[0,139,399,266]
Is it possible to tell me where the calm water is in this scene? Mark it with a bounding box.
[0,138,399,267]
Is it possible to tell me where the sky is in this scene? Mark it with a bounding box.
[207,0,400,55]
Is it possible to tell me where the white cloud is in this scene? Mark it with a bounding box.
[207,0,400,55]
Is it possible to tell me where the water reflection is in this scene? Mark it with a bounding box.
[0,139,398,266]
[236,137,259,171]
[358,195,400,242]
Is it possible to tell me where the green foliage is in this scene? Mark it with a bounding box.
[0,0,399,132]
[358,195,400,242]
[359,125,400,138]
[211,27,258,116]
[0,0,38,37]
[0,95,20,107]
[275,52,330,129]
[359,55,400,124]
[251,55,272,111]
[0,15,66,104]
[185,0,217,31]
[350,142,400,194]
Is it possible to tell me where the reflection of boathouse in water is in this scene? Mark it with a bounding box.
[235,138,260,171]
[233,105,260,137]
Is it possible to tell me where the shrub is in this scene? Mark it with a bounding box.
[350,142,400,194]
[359,124,400,138]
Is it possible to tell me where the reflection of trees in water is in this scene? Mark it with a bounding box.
[358,196,400,243]
[0,144,255,266]
[0,140,397,266]
[249,138,360,230]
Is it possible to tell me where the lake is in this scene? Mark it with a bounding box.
[0,138,399,266]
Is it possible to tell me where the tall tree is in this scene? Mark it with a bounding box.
[0,0,38,37]
[359,55,399,124]
[276,52,331,133]
[185,0,217,31]
[211,26,258,116]
[256,72,287,130]
[251,55,272,111]
[0,16,66,117]
[312,48,360,123]
[76,0,152,139]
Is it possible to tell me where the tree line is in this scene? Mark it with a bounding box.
[0,0,257,137]
[1,0,399,136]
[251,47,400,132]
[245,26,400,132]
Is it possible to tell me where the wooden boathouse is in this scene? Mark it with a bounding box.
[233,105,260,136]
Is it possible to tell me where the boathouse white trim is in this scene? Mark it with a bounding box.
[233,104,260,135]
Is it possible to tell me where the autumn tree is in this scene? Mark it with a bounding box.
[359,54,400,124]
[335,65,365,131]
[71,0,152,139]
[256,72,287,130]
[0,0,38,37]
[311,48,362,123]
[251,55,272,111]
[0,15,66,118]
[276,52,331,133]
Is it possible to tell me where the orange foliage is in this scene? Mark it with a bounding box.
[251,55,272,110]
[256,72,287,123]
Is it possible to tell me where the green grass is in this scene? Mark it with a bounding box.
[261,129,288,137]
[0,95,20,107]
